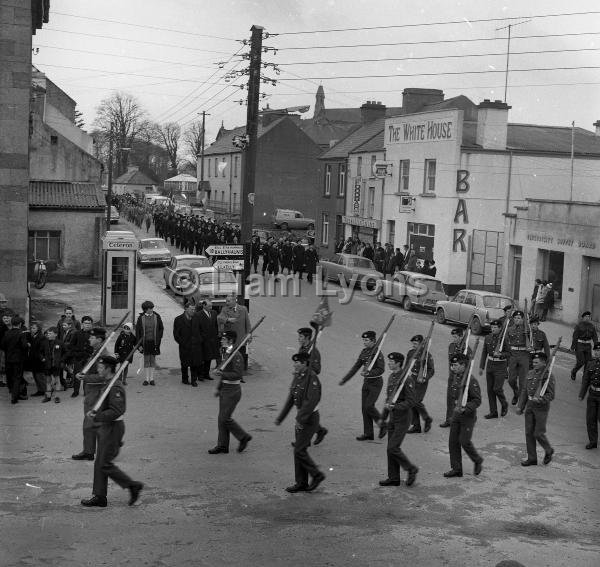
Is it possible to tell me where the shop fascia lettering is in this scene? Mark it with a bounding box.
[388,119,454,144]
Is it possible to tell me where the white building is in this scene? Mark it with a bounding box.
[382,99,600,300]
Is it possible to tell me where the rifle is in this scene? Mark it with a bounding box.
[365,314,396,372]
[461,328,471,355]
[496,307,513,355]
[80,311,130,376]
[91,338,142,413]
[417,320,436,382]
[537,337,562,398]
[460,338,481,408]
[524,299,532,349]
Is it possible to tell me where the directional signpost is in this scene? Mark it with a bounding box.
[205,243,248,304]
[213,259,244,271]
[205,245,244,256]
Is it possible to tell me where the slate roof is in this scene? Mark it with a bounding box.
[29,181,104,210]
[319,118,385,160]
[351,132,385,154]
[165,173,197,182]
[203,117,285,156]
[113,168,158,186]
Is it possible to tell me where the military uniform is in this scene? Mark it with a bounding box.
[447,365,483,475]
[405,347,434,432]
[443,338,472,425]
[340,343,385,439]
[299,343,327,443]
[571,317,598,380]
[479,332,509,417]
[384,369,418,483]
[580,349,600,448]
[507,320,530,403]
[529,326,550,366]
[517,365,555,464]
[276,364,323,490]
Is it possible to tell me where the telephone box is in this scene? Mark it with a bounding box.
[101,231,138,326]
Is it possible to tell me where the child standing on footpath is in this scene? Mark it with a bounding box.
[135,301,163,386]
[114,322,137,385]
[43,327,64,403]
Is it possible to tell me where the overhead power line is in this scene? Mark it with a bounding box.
[274,46,600,66]
[273,10,600,35]
[42,28,232,55]
[273,30,600,51]
[51,11,237,41]
[277,65,600,81]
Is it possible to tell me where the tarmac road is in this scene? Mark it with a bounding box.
[2,221,598,567]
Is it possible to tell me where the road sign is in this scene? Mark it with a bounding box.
[205,244,244,256]
[213,259,244,271]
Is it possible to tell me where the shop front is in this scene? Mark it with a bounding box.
[342,215,380,245]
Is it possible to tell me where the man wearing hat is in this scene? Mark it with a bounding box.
[479,320,510,419]
[579,343,600,450]
[441,328,473,427]
[275,351,325,493]
[174,301,201,386]
[66,315,94,398]
[444,353,483,478]
[339,331,385,441]
[378,352,419,487]
[516,352,555,466]
[208,331,251,455]
[406,335,434,434]
[528,317,550,367]
[571,311,598,381]
[81,355,144,507]
[507,310,530,405]
[73,327,107,461]
[297,327,327,445]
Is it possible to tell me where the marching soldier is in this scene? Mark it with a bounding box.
[440,328,472,428]
[571,311,598,381]
[444,354,483,478]
[406,335,434,434]
[208,331,252,455]
[579,343,600,450]
[378,352,419,487]
[339,331,385,441]
[529,316,550,365]
[507,310,530,405]
[275,352,325,493]
[297,327,328,445]
[479,320,509,419]
[81,355,143,507]
[516,352,555,466]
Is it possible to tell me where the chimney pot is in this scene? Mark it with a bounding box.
[593,120,600,135]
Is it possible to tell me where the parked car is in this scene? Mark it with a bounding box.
[187,267,239,307]
[271,209,315,231]
[137,238,171,266]
[163,254,211,290]
[376,271,448,312]
[320,253,383,290]
[435,289,514,334]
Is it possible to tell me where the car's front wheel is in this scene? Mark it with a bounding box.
[402,296,413,311]
[436,308,446,324]
[376,290,386,302]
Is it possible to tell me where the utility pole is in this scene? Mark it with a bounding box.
[106,125,113,232]
[240,25,263,244]
[570,121,575,201]
[198,110,208,205]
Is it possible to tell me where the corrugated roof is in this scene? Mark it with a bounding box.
[203,117,286,156]
[113,168,158,186]
[319,118,385,160]
[29,181,104,210]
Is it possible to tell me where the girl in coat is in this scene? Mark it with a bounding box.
[135,301,164,386]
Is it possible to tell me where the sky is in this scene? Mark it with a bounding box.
[33,0,600,152]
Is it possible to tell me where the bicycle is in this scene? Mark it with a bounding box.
[33,259,48,289]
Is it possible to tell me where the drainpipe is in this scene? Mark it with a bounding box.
[504,151,513,214]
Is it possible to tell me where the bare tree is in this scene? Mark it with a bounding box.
[153,122,181,177]
[93,92,147,177]
[182,120,204,167]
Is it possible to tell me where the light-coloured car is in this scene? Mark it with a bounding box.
[137,238,171,266]
[435,289,514,334]
[163,254,211,289]
[187,267,239,307]
[271,209,315,231]
[376,271,448,312]
[320,253,383,290]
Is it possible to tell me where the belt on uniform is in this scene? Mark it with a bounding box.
[590,386,600,392]
[365,375,383,379]
[511,347,529,351]
[578,339,592,343]
[488,356,505,362]
[222,380,241,385]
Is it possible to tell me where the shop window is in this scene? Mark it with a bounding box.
[399,160,410,192]
[321,213,329,245]
[423,159,436,193]
[28,230,61,262]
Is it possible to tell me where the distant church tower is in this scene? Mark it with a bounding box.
[313,85,325,118]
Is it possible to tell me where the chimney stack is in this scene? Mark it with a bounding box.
[476,99,511,150]
[593,120,600,136]
[360,101,386,124]
[402,88,444,114]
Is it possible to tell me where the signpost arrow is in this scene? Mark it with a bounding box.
[213,259,244,271]
[205,244,244,256]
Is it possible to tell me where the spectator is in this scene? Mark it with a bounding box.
[136,300,164,386]
[56,306,81,341]
[0,310,14,388]
[534,282,548,319]
[1,315,29,404]
[43,326,64,403]
[193,298,220,382]
[114,322,137,385]
[27,322,48,398]
[541,283,555,321]
[304,243,319,284]
[530,279,543,316]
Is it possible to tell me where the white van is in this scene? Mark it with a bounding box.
[146,195,172,206]
[271,209,315,230]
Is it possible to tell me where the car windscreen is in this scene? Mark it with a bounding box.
[141,240,166,249]
[483,296,513,309]
[347,258,374,269]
